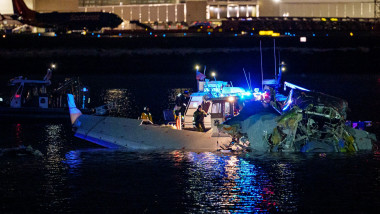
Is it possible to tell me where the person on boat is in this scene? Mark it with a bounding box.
[141,106,153,124]
[193,105,207,132]
[174,90,190,118]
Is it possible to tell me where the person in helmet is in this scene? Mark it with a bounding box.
[174,90,190,118]
[193,105,207,132]
[141,106,153,124]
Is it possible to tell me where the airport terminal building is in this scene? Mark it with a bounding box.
[1,0,378,26]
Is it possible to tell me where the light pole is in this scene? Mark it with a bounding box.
[277,61,286,89]
[211,72,216,81]
[195,65,200,91]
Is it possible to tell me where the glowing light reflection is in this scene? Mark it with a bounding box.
[180,152,281,212]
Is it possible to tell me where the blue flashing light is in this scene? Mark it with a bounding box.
[54,33,57,37]
[234,34,238,37]
[163,34,166,37]
[38,33,41,36]
[313,33,315,37]
[97,34,100,38]
[326,34,329,36]
[208,32,211,35]
[92,33,94,36]
[184,33,187,36]
[293,34,296,36]
[150,32,152,35]
[119,33,122,36]
[82,87,88,92]
[250,33,253,36]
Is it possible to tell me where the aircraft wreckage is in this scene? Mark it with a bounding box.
[218,82,377,153]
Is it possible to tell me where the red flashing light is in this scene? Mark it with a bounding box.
[15,94,21,98]
[154,35,157,37]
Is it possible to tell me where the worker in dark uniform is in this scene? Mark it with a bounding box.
[175,90,190,118]
[141,106,153,124]
[193,105,207,132]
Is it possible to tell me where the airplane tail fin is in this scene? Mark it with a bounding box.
[67,94,82,125]
[12,0,36,20]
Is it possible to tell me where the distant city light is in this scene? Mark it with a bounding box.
[195,65,200,70]
[51,64,56,69]
[300,37,307,42]
[0,97,3,102]
[228,96,235,102]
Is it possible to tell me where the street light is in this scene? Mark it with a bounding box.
[195,65,200,71]
[51,63,56,69]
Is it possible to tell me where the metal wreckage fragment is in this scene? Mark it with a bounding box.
[218,89,377,153]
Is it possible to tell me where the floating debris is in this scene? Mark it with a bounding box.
[218,89,377,153]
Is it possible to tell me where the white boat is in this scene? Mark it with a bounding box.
[68,78,251,151]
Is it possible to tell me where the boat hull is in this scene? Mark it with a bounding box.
[73,115,232,151]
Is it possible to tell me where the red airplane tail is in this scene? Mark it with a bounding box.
[12,0,37,21]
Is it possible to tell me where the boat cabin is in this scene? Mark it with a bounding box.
[9,76,51,108]
[183,79,249,135]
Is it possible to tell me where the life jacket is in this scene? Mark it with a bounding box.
[141,111,153,123]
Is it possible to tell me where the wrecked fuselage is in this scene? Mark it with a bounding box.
[218,89,377,153]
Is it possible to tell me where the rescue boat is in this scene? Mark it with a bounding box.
[68,78,252,151]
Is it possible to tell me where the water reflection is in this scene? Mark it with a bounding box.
[14,123,23,145]
[42,124,71,212]
[181,152,284,213]
[101,88,138,118]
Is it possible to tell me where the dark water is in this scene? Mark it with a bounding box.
[1,122,380,213]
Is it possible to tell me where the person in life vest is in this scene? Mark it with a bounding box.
[141,106,153,124]
[193,105,207,132]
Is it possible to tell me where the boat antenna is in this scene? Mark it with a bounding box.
[203,65,206,75]
[243,68,250,91]
[274,39,277,79]
[260,40,264,90]
[248,72,252,91]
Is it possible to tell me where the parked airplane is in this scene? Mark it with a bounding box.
[12,0,123,31]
